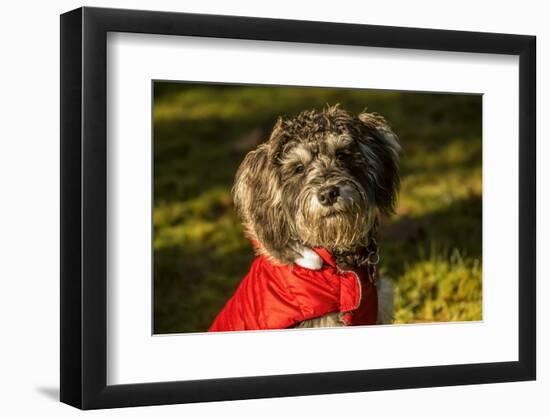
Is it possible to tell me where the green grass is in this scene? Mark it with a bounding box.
[153,83,483,333]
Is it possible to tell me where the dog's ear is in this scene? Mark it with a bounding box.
[232,143,299,265]
[266,117,292,165]
[356,112,401,214]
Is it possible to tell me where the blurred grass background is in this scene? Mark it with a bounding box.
[153,82,482,333]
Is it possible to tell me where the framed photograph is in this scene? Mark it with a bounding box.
[60,6,536,409]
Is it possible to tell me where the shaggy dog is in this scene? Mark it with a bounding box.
[209,105,400,331]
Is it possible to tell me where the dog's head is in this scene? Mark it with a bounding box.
[233,105,400,265]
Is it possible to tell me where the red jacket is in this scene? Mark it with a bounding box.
[209,248,378,332]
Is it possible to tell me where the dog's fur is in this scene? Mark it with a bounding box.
[232,105,400,327]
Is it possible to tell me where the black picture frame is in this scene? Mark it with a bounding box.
[60,6,536,410]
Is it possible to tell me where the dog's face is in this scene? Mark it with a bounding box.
[276,131,376,252]
[233,105,400,265]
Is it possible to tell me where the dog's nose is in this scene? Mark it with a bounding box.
[317,186,339,206]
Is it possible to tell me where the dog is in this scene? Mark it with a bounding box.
[209,105,400,332]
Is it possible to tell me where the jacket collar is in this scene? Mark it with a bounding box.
[251,240,347,271]
[312,247,338,268]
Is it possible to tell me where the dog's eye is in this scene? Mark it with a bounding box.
[294,164,305,174]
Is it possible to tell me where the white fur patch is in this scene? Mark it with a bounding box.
[310,194,321,210]
[294,247,323,270]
